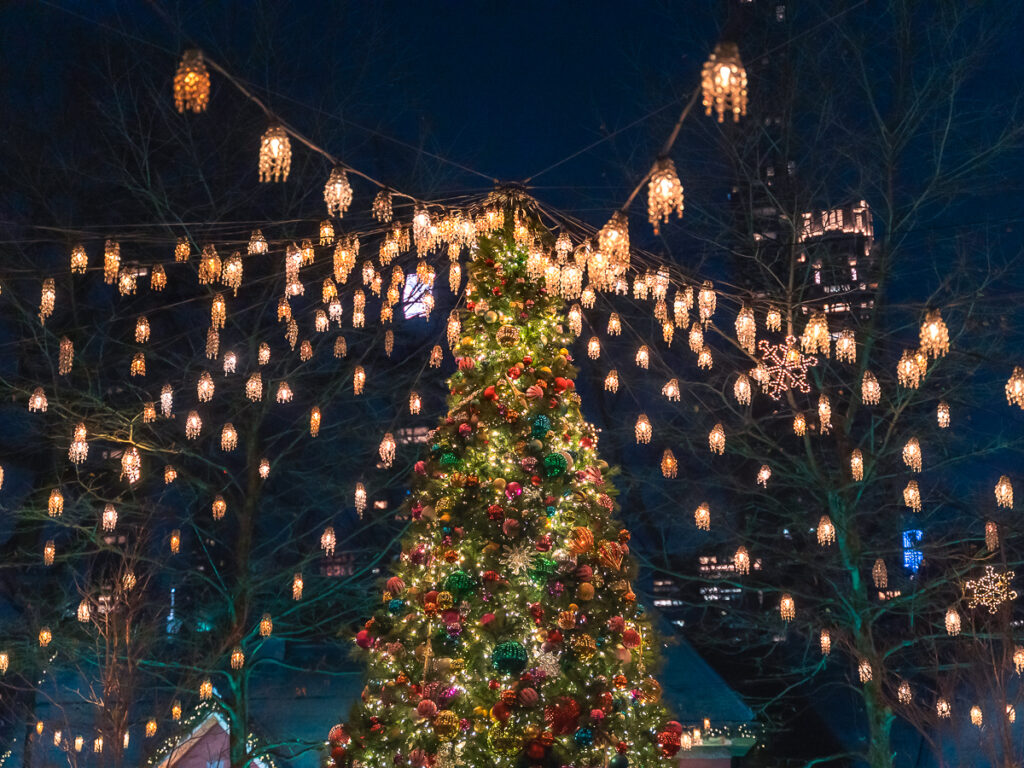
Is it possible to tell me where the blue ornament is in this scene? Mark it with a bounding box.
[531,414,551,439]
[610,754,629,768]
[546,505,557,518]
[573,727,595,748]
[387,598,404,614]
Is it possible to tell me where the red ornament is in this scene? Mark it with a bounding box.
[508,365,522,379]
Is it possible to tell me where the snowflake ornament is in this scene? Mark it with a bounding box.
[500,543,537,575]
[756,335,818,400]
[966,566,1017,613]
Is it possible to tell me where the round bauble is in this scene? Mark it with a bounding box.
[491,640,528,675]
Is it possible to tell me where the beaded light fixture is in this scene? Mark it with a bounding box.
[701,42,748,122]
[173,50,211,113]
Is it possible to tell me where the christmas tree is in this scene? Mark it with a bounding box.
[329,214,683,768]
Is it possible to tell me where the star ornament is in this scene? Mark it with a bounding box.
[966,566,1018,613]
[755,335,818,400]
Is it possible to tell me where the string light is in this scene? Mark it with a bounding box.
[259,124,292,183]
[779,593,795,622]
[292,573,304,600]
[697,345,713,370]
[937,400,950,428]
[902,437,922,472]
[733,374,751,405]
[735,305,756,353]
[1014,646,1024,675]
[689,325,703,353]
[276,381,294,403]
[985,521,999,551]
[70,243,87,273]
[660,449,678,479]
[173,50,211,113]
[231,646,245,670]
[897,681,912,705]
[221,423,238,451]
[817,515,835,546]
[587,336,601,359]
[920,309,949,358]
[121,446,141,484]
[185,410,202,439]
[321,526,336,556]
[604,369,619,393]
[996,475,1013,508]
[801,313,830,356]
[898,351,923,389]
[697,281,716,325]
[634,414,652,444]
[69,423,88,464]
[701,42,748,122]
[818,394,832,434]
[661,378,680,401]
[130,352,146,377]
[819,629,831,656]
[758,336,816,399]
[48,489,63,517]
[850,449,864,481]
[734,546,751,575]
[199,679,213,700]
[647,156,684,234]
[757,464,771,487]
[103,503,118,531]
[694,503,710,531]
[78,599,91,622]
[58,336,73,375]
[212,495,227,520]
[198,244,221,285]
[966,565,1018,612]
[945,607,961,636]
[708,423,725,455]
[904,480,922,511]
[324,167,353,216]
[39,627,52,647]
[872,558,888,589]
[103,240,120,284]
[835,329,856,363]
[860,370,881,405]
[379,432,396,467]
[246,373,263,401]
[793,413,806,437]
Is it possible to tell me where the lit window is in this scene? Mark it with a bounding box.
[776,5,785,21]
[903,529,924,573]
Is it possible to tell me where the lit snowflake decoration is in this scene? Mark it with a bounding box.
[500,543,536,575]
[756,335,818,400]
[966,566,1017,613]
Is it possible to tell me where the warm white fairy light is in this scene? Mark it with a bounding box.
[222,253,243,292]
[661,449,678,479]
[898,351,923,389]
[130,352,146,377]
[902,437,922,472]
[39,627,52,647]
[661,378,680,402]
[872,558,888,589]
[48,489,63,517]
[986,521,999,551]
[121,446,141,484]
[735,305,756,353]
[708,423,725,455]
[920,309,949,358]
[694,503,710,531]
[587,336,601,360]
[245,373,263,402]
[820,629,831,656]
[689,324,703,354]
[734,546,751,575]
[221,423,238,451]
[995,475,1013,508]
[817,515,836,546]
[904,480,921,512]
[647,156,684,234]
[379,432,396,467]
[292,573,304,600]
[43,540,55,566]
[945,607,961,636]
[39,278,55,324]
[170,529,180,554]
[185,410,202,439]
[69,423,88,464]
[353,365,366,395]
[102,503,117,532]
[29,387,47,413]
[801,312,830,356]
[634,414,652,444]
[70,243,88,273]
[321,525,337,557]
[835,329,856,363]
[897,681,912,705]
[259,124,291,183]
[198,244,221,285]
[970,706,983,728]
[765,305,781,333]
[173,49,210,112]
[793,412,806,437]
[701,42,748,122]
[779,593,795,622]
[850,449,864,481]
[77,599,91,622]
[199,679,213,700]
[818,394,832,434]
[324,167,353,216]
[733,374,751,406]
[276,381,294,403]
[231,646,245,670]
[635,344,650,369]
[859,370,881,405]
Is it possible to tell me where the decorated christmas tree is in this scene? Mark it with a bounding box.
[328,213,684,768]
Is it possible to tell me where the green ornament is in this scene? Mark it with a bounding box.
[440,452,460,468]
[531,414,551,439]
[543,452,568,477]
[491,641,528,675]
[445,570,474,596]
[528,557,557,584]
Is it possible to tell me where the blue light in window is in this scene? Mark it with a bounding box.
[902,529,923,573]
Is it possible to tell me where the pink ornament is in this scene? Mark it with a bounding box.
[355,630,373,649]
[505,481,523,498]
[607,616,625,632]
[519,687,539,706]
[590,708,605,721]
[386,577,406,594]
[481,613,495,627]
[457,357,475,371]
[417,700,438,719]
[414,460,427,474]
